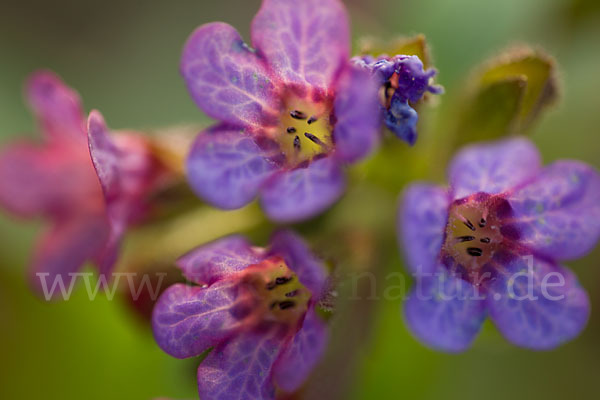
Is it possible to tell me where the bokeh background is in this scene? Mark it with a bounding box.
[1,0,599,399]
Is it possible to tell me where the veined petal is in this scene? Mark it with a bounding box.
[181,22,280,129]
[260,156,346,223]
[152,282,241,359]
[332,65,381,163]
[29,215,110,299]
[486,255,589,350]
[197,329,285,400]
[177,235,264,286]
[272,308,328,392]
[186,125,278,210]
[251,0,350,90]
[448,137,541,199]
[506,161,600,260]
[404,265,487,352]
[26,70,86,143]
[398,184,450,274]
[268,230,328,296]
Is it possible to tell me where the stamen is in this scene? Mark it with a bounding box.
[456,235,475,243]
[279,301,296,310]
[463,219,476,231]
[286,127,297,134]
[304,132,326,146]
[479,218,487,228]
[466,247,483,257]
[480,237,491,244]
[290,110,307,120]
[307,116,318,125]
[275,276,293,285]
[266,281,277,290]
[293,135,301,151]
[285,290,298,298]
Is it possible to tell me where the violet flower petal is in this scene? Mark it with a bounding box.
[186,125,278,210]
[486,255,590,350]
[197,329,284,400]
[177,235,263,286]
[448,137,541,200]
[398,184,450,275]
[332,65,381,163]
[251,0,350,90]
[404,265,487,352]
[152,282,241,359]
[272,308,328,392]
[260,156,346,223]
[181,22,280,129]
[506,161,600,261]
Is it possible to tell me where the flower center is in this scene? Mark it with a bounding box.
[443,195,506,271]
[240,257,311,326]
[276,98,333,165]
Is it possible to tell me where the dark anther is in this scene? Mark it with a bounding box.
[279,301,296,310]
[286,127,297,134]
[275,276,293,285]
[463,219,476,231]
[293,135,301,150]
[307,116,318,124]
[266,281,277,290]
[456,235,475,243]
[479,218,487,228]
[304,132,326,146]
[290,110,307,120]
[269,301,278,309]
[285,290,298,298]
[466,247,483,257]
[480,237,491,244]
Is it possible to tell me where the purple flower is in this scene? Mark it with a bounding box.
[181,0,381,222]
[0,71,113,297]
[353,55,442,145]
[152,231,329,399]
[398,137,600,351]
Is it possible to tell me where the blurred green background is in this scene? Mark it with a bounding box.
[1,0,599,399]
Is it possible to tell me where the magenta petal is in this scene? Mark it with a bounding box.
[272,309,328,392]
[260,157,346,222]
[29,215,110,299]
[197,330,284,400]
[507,161,600,260]
[268,230,328,296]
[177,235,264,286]
[181,22,280,129]
[251,0,350,90]
[486,256,590,350]
[332,65,381,163]
[187,125,278,210]
[404,266,487,352]
[152,282,240,359]
[398,184,450,274]
[449,137,541,199]
[26,70,86,142]
[0,143,57,217]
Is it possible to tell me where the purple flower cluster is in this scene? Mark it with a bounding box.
[399,138,600,351]
[353,55,443,145]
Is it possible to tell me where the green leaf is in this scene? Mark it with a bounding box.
[454,46,558,146]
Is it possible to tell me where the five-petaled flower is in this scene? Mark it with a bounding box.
[352,54,443,145]
[398,137,600,351]
[152,231,329,400]
[0,71,169,298]
[181,0,381,222]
